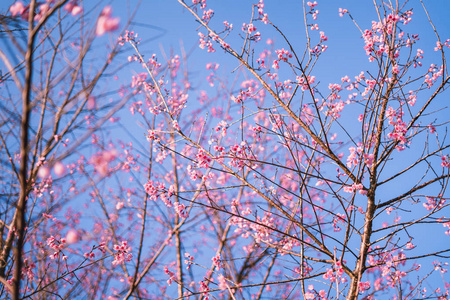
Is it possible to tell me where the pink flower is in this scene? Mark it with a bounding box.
[339,8,348,17]
[212,254,222,270]
[164,266,176,285]
[65,1,83,16]
[199,280,210,298]
[87,96,96,110]
[307,1,318,8]
[90,149,117,176]
[71,5,82,16]
[406,242,415,249]
[174,202,189,218]
[10,1,26,17]
[441,156,450,168]
[392,64,400,74]
[363,153,374,167]
[38,166,50,178]
[218,274,228,291]
[65,229,80,244]
[112,241,133,267]
[96,6,120,36]
[53,162,66,176]
[358,281,371,292]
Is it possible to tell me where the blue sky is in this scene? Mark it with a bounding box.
[1,0,450,298]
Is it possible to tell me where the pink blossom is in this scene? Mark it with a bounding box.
[199,280,210,299]
[90,149,118,176]
[53,162,66,176]
[38,166,50,178]
[392,64,400,74]
[87,96,96,110]
[164,266,176,285]
[343,185,353,193]
[223,20,233,30]
[64,1,83,16]
[310,24,319,31]
[10,1,26,17]
[174,202,189,218]
[363,153,374,167]
[112,241,133,267]
[305,291,315,299]
[212,254,222,270]
[261,13,269,24]
[216,120,228,136]
[359,281,371,292]
[146,130,160,142]
[307,1,318,8]
[196,148,212,168]
[218,274,228,291]
[339,8,348,17]
[206,62,219,70]
[202,9,214,22]
[172,120,181,131]
[96,6,120,36]
[65,230,80,244]
[33,3,51,22]
[184,252,194,269]
[441,156,450,168]
[406,242,415,249]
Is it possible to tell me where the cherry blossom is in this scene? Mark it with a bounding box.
[96,6,120,36]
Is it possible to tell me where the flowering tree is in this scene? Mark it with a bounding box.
[1,0,449,299]
[0,1,133,299]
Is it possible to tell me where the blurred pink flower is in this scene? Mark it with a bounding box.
[53,161,66,176]
[65,230,80,244]
[65,1,83,16]
[10,1,26,17]
[96,6,119,36]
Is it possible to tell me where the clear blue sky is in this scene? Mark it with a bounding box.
[1,0,449,297]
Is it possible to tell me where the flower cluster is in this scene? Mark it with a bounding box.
[196,149,212,169]
[199,280,210,300]
[296,75,316,91]
[338,8,348,17]
[47,236,67,260]
[272,48,292,70]
[112,241,133,267]
[211,254,222,270]
[424,64,444,88]
[10,1,81,21]
[423,196,446,211]
[21,258,36,281]
[386,106,408,150]
[332,213,346,232]
[343,183,365,194]
[164,265,176,285]
[361,13,404,61]
[228,142,258,170]
[232,211,277,245]
[89,149,118,176]
[184,253,194,269]
[304,285,327,300]
[323,261,346,283]
[442,156,450,168]
[174,202,189,218]
[143,180,173,207]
